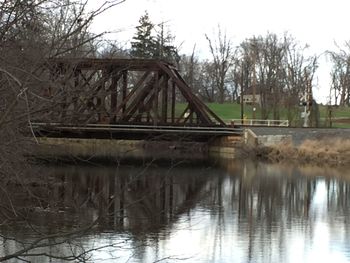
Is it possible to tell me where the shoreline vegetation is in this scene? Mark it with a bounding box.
[251,138,350,166]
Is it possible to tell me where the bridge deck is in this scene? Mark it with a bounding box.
[32,123,242,142]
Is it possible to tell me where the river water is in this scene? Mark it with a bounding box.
[1,159,350,263]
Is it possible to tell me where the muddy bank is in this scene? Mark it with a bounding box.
[254,137,350,166]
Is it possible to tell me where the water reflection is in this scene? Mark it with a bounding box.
[1,160,350,262]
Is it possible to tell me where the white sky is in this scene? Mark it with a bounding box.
[90,0,350,103]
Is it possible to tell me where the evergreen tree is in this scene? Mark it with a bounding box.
[130,11,156,58]
[131,12,179,63]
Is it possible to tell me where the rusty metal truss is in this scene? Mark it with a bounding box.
[42,58,226,127]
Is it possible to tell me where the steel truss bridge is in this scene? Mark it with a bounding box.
[33,58,241,141]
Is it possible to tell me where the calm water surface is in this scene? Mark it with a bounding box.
[1,159,350,263]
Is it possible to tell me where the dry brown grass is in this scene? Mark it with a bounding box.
[258,138,350,166]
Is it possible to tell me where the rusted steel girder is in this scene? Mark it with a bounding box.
[41,58,226,127]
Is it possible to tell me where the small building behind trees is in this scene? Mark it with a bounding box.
[242,86,262,105]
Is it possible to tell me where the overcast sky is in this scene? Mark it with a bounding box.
[91,0,350,103]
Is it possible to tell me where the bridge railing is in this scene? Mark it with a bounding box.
[228,119,289,127]
[33,111,226,127]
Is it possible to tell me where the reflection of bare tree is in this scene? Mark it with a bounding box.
[202,160,350,262]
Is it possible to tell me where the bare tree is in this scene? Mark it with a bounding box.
[236,33,318,125]
[329,42,350,106]
[227,57,241,102]
[283,36,318,125]
[0,0,127,261]
[180,44,198,92]
[199,60,218,102]
[231,40,254,113]
[254,34,285,119]
[179,48,219,103]
[205,26,234,103]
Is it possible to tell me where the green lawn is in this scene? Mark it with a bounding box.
[176,102,256,120]
[319,106,350,118]
[207,103,244,120]
[177,102,350,128]
[331,123,350,128]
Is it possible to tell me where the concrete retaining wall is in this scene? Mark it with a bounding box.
[34,134,245,161]
[244,129,258,147]
[244,129,292,147]
[34,137,208,161]
[257,134,292,146]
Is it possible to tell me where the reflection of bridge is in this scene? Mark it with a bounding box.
[34,58,242,141]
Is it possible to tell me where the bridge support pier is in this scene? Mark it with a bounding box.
[208,136,243,158]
